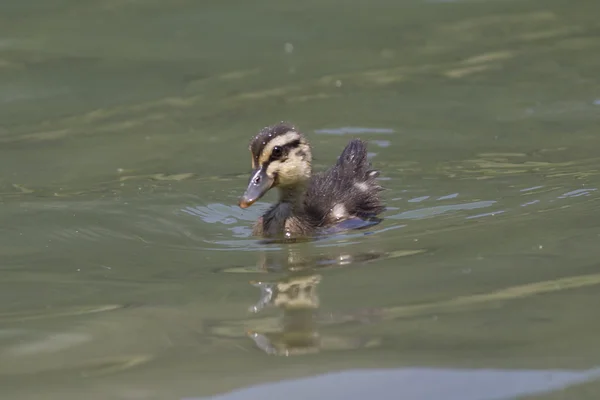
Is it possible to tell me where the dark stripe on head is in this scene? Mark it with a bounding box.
[267,139,301,163]
[249,122,298,158]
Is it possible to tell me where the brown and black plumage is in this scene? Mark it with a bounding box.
[238,122,385,239]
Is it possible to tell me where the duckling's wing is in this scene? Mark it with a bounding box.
[306,139,385,225]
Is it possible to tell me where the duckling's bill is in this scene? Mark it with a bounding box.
[239,166,274,208]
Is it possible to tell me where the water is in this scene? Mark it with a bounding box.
[1,0,600,398]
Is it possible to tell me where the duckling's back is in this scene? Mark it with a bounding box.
[305,139,385,227]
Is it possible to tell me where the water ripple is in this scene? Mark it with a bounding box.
[388,201,497,220]
[557,188,597,199]
[466,210,506,220]
[181,203,259,223]
[436,193,458,200]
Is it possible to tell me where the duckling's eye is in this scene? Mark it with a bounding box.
[270,146,283,160]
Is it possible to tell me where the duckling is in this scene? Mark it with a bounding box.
[238,122,385,239]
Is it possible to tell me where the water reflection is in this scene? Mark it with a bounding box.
[214,243,413,355]
[191,367,600,400]
[245,272,383,356]
[247,274,322,356]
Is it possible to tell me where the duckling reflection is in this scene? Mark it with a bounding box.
[246,274,383,356]
[249,274,321,313]
[247,274,322,356]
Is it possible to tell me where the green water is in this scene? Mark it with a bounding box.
[1,0,600,398]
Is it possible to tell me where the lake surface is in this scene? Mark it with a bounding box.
[1,0,600,399]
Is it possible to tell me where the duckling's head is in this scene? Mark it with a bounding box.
[239,122,312,208]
